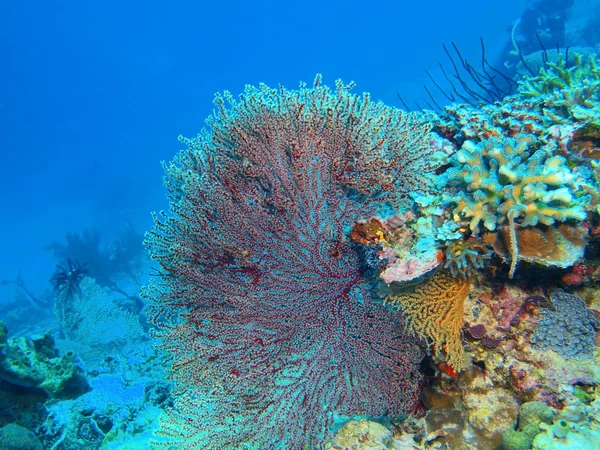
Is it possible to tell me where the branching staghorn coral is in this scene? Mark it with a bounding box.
[440,134,590,277]
[518,53,600,122]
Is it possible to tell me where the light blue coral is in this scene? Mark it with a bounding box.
[440,134,590,235]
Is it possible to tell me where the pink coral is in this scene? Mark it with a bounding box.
[380,254,441,284]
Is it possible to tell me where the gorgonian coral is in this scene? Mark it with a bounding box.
[145,76,433,448]
[385,270,472,372]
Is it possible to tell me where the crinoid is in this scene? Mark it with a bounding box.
[50,259,89,301]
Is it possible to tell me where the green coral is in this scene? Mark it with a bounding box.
[0,321,89,399]
[501,401,555,450]
[502,428,535,450]
[518,53,600,122]
[441,134,590,234]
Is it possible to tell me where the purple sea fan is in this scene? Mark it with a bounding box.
[145,76,432,448]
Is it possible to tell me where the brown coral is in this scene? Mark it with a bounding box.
[385,270,472,372]
[486,223,587,269]
[349,218,390,246]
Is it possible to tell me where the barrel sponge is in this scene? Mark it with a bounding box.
[0,322,89,399]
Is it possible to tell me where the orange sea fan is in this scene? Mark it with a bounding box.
[385,270,472,372]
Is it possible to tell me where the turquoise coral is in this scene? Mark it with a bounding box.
[441,134,589,234]
[518,53,600,122]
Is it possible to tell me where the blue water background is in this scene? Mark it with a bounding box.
[0,0,527,297]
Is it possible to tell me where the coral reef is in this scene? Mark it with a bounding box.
[31,338,170,450]
[127,49,600,448]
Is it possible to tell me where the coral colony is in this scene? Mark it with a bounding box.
[144,78,431,448]
[141,52,600,448]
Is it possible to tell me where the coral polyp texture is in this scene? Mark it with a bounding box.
[144,76,433,448]
[531,289,599,360]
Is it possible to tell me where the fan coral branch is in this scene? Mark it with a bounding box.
[385,271,472,372]
[145,76,431,448]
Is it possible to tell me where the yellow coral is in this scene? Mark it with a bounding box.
[385,271,471,371]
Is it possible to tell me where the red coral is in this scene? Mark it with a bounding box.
[146,78,431,448]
